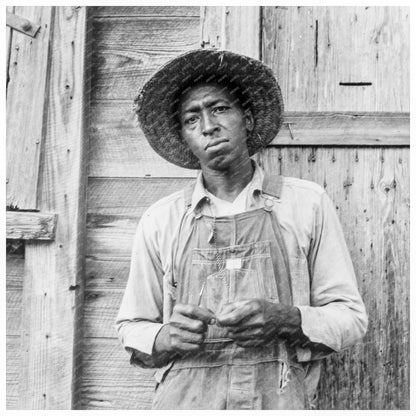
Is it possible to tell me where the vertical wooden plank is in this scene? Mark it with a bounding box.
[201,6,260,58]
[200,6,225,49]
[20,6,91,409]
[6,6,54,210]
[6,252,24,409]
[224,6,260,58]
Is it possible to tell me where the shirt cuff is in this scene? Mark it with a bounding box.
[121,321,164,355]
[296,305,341,352]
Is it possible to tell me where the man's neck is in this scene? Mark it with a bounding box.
[201,158,254,202]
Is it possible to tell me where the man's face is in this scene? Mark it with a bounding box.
[178,83,253,171]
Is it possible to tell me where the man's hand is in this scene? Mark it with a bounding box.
[163,303,216,356]
[215,299,302,347]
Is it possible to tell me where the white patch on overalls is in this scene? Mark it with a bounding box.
[225,257,242,270]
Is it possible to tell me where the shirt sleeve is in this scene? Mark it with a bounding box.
[296,191,368,355]
[115,210,166,368]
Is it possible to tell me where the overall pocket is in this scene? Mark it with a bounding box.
[191,241,278,341]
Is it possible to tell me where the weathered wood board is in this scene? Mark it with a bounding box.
[6,211,57,240]
[19,6,90,410]
[6,6,54,210]
[7,337,21,409]
[80,337,154,409]
[262,6,409,112]
[90,16,200,100]
[6,253,24,410]
[201,6,260,58]
[92,6,199,17]
[6,11,41,37]
[88,102,198,178]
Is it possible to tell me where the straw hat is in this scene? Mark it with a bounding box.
[134,49,284,169]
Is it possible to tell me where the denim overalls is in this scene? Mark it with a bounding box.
[152,175,309,409]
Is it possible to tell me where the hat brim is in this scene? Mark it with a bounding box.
[135,49,284,170]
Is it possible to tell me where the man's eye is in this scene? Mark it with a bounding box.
[185,115,199,124]
[213,106,229,114]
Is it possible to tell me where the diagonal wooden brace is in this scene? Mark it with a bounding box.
[6,12,41,38]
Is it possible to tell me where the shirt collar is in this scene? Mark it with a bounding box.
[190,159,264,212]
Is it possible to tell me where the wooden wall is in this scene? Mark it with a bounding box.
[6,5,409,410]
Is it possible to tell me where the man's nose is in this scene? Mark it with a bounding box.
[201,111,218,135]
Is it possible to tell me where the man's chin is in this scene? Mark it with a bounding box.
[204,155,232,171]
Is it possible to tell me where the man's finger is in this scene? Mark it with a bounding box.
[171,327,206,344]
[216,300,258,326]
[170,313,207,333]
[174,341,204,355]
[174,303,216,324]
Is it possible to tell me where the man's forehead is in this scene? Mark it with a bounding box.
[179,82,241,108]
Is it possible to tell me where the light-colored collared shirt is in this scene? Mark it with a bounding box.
[116,161,367,389]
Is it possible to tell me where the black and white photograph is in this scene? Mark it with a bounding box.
[4,4,411,411]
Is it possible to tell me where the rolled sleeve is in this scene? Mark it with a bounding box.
[298,191,368,352]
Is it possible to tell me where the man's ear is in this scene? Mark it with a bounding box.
[245,109,254,133]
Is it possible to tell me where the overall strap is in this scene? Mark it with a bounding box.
[261,173,284,201]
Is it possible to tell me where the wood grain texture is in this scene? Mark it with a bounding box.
[83,290,124,338]
[6,253,24,290]
[256,146,409,409]
[200,6,224,49]
[86,180,192,288]
[262,6,409,112]
[7,289,22,336]
[85,259,130,290]
[92,6,199,17]
[6,6,53,210]
[88,101,198,177]
[7,337,21,409]
[273,112,409,146]
[6,253,24,409]
[201,6,261,58]
[90,16,200,100]
[87,177,193,215]
[6,211,57,240]
[6,11,41,37]
[20,6,90,410]
[86,179,194,261]
[80,337,154,409]
[224,6,260,58]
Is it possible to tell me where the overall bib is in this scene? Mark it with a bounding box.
[152,175,309,409]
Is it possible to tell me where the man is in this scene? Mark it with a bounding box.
[116,49,368,409]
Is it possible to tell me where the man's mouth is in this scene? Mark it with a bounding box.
[204,138,229,151]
